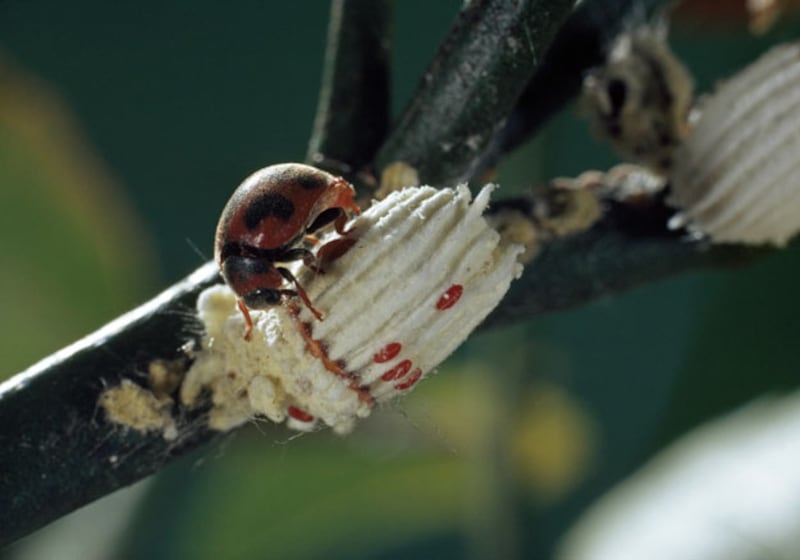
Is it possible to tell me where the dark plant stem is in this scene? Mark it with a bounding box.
[483,197,765,328]
[306,0,391,186]
[0,263,220,547]
[475,0,675,179]
[375,0,574,187]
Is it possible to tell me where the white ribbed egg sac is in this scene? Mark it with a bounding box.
[668,42,800,246]
[181,184,523,434]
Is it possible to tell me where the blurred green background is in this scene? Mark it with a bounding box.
[2,2,800,559]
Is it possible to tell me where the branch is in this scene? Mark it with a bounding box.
[0,263,220,546]
[477,0,673,174]
[483,191,766,328]
[306,0,391,183]
[374,0,574,186]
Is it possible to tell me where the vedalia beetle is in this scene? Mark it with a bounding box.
[214,163,360,339]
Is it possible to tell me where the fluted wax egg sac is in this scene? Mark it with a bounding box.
[668,42,800,246]
[182,185,523,434]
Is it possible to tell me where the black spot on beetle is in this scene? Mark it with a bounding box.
[296,174,326,190]
[244,193,294,228]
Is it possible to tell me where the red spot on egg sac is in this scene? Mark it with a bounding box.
[373,342,402,363]
[395,368,422,391]
[287,406,315,423]
[381,359,412,382]
[436,284,463,310]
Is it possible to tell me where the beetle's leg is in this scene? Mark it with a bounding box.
[304,205,354,238]
[236,298,254,341]
[307,207,354,236]
[279,246,322,273]
[279,236,355,273]
[277,267,324,320]
[316,236,357,268]
[332,209,353,236]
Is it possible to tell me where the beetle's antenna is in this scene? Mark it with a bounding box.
[185,237,210,262]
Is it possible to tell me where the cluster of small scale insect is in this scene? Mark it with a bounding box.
[581,25,694,174]
[584,24,800,247]
[667,42,800,246]
[182,184,523,434]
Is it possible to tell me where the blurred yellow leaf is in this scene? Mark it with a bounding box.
[510,383,596,502]
[0,54,155,376]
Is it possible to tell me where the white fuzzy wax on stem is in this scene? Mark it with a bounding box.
[181,184,523,434]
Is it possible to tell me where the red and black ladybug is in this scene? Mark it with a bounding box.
[214,163,360,339]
